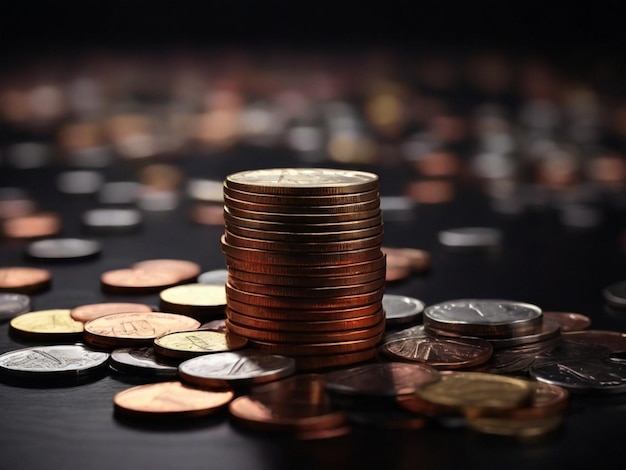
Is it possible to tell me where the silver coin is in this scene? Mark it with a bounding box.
[530,359,626,394]
[178,350,295,388]
[424,299,542,326]
[0,293,31,321]
[603,281,626,309]
[532,339,612,368]
[25,238,102,260]
[197,269,229,285]
[438,227,501,248]
[0,344,109,379]
[82,208,142,232]
[382,294,425,325]
[109,347,178,378]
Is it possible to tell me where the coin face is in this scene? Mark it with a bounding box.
[382,294,425,325]
[10,309,84,338]
[154,330,247,359]
[109,347,178,378]
[0,293,31,320]
[114,381,234,418]
[25,238,102,260]
[0,344,109,378]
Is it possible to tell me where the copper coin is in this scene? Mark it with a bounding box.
[226,283,385,310]
[226,318,385,344]
[227,277,385,298]
[2,212,61,238]
[225,222,384,243]
[154,329,248,360]
[479,337,562,375]
[562,330,626,353]
[542,311,591,332]
[223,210,382,233]
[223,230,384,253]
[603,280,626,309]
[325,362,440,397]
[228,374,348,432]
[248,333,383,356]
[225,254,386,277]
[225,205,381,224]
[223,185,379,206]
[224,194,380,215]
[0,267,51,294]
[530,358,626,394]
[10,309,84,340]
[100,268,183,294]
[485,319,561,348]
[70,302,154,322]
[226,308,385,332]
[224,168,379,196]
[294,349,378,371]
[132,259,201,283]
[227,299,382,321]
[227,267,386,288]
[382,247,431,273]
[83,311,201,349]
[380,336,493,370]
[178,350,296,389]
[114,381,234,418]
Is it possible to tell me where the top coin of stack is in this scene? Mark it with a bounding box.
[221,168,386,370]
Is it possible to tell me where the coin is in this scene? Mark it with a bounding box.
[109,347,179,378]
[225,205,381,224]
[467,414,564,438]
[100,268,183,294]
[189,203,225,225]
[0,293,31,320]
[198,269,229,285]
[0,344,109,380]
[159,283,227,316]
[227,276,385,298]
[562,330,626,353]
[603,280,626,309]
[532,339,613,368]
[248,333,383,356]
[381,336,494,370]
[325,362,440,397]
[114,381,234,418]
[132,259,201,283]
[227,300,382,321]
[154,330,248,359]
[10,309,84,339]
[2,212,61,238]
[381,247,431,273]
[382,294,425,325]
[530,359,626,394]
[82,208,142,233]
[225,224,380,244]
[228,374,347,432]
[224,193,380,215]
[483,319,561,349]
[199,319,227,332]
[223,185,380,206]
[292,349,378,371]
[83,311,201,349]
[227,267,386,288]
[480,337,563,376]
[0,267,51,294]
[224,168,379,196]
[423,299,543,338]
[178,350,295,389]
[438,227,502,248]
[25,238,102,261]
[70,302,154,323]
[542,311,591,332]
[381,325,429,345]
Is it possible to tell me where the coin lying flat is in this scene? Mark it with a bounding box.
[114,381,234,419]
[603,280,626,309]
[100,268,183,294]
[0,293,31,321]
[467,414,564,438]
[82,208,142,233]
[10,309,84,339]
[563,330,626,353]
[25,238,102,261]
[2,212,62,238]
[154,330,248,360]
[542,311,591,332]
[381,247,431,273]
[132,259,201,283]
[0,344,109,380]
[70,302,154,323]
[382,294,425,325]
[178,350,295,389]
[109,347,179,378]
[159,283,227,317]
[198,269,229,285]
[0,267,51,294]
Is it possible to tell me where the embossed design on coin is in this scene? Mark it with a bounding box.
[10,309,84,338]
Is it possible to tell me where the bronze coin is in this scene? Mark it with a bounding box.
[227,266,386,287]
[83,311,201,349]
[224,168,379,196]
[223,210,383,233]
[223,185,380,205]
[114,381,234,418]
[2,212,61,238]
[223,230,384,253]
[225,205,381,223]
[562,330,626,353]
[132,259,201,283]
[382,247,431,273]
[380,336,493,370]
[226,300,382,321]
[293,349,378,371]
[226,308,385,332]
[226,276,386,298]
[0,267,51,294]
[248,332,383,356]
[226,283,385,310]
[485,319,561,349]
[542,312,591,332]
[70,302,154,322]
[224,194,380,215]
[100,268,183,294]
[224,222,384,243]
[226,318,385,344]
[225,253,386,277]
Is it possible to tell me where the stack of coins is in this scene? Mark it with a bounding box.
[221,168,386,370]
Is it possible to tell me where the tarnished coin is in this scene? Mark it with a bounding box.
[380,336,493,370]
[2,212,61,238]
[424,299,543,338]
[154,330,248,360]
[178,350,295,389]
[480,338,563,376]
[109,347,179,378]
[603,280,626,309]
[0,267,51,294]
[438,227,502,248]
[83,312,201,349]
[198,269,229,285]
[25,238,102,261]
[325,362,440,397]
[70,302,154,323]
[381,325,428,346]
[114,381,234,418]
[132,259,201,283]
[224,168,379,196]
[382,294,425,325]
[563,330,626,353]
[530,359,626,394]
[159,283,227,316]
[10,309,84,339]
[100,268,183,294]
[0,344,109,380]
[543,311,591,332]
[0,293,31,321]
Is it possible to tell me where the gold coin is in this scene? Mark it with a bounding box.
[467,414,564,438]
[159,283,227,316]
[154,330,247,360]
[10,309,83,339]
[114,381,234,418]
[84,311,201,349]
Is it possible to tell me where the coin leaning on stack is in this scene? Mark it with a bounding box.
[221,168,386,370]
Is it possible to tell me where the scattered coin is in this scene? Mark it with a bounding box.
[382,294,425,325]
[438,227,502,249]
[0,267,51,294]
[154,330,248,360]
[97,181,141,204]
[114,381,234,419]
[132,259,201,283]
[542,311,591,332]
[603,280,626,309]
[10,309,84,340]
[467,414,564,438]
[0,293,31,321]
[381,247,431,273]
[25,238,102,261]
[70,302,154,323]
[2,212,62,238]
[159,283,226,317]
[199,319,227,332]
[530,359,626,394]
[109,347,179,378]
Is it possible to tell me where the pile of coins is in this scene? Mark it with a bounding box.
[221,168,387,370]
